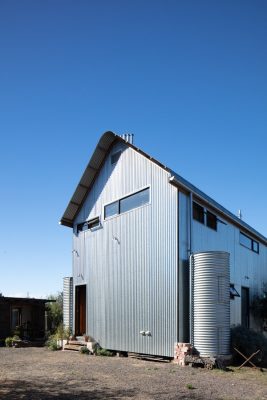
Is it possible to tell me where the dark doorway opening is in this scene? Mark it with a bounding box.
[241,287,250,328]
[75,285,86,336]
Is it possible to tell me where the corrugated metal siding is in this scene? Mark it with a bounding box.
[73,143,178,357]
[192,212,267,326]
[63,277,73,332]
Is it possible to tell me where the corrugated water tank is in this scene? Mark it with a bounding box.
[191,251,230,357]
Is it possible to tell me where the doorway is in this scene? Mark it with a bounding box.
[75,285,86,336]
[241,287,250,328]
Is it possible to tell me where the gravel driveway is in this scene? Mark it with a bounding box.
[0,347,266,399]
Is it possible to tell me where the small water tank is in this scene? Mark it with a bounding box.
[191,251,230,357]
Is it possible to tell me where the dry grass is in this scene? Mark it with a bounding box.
[0,348,266,399]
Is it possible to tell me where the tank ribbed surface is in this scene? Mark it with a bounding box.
[192,251,230,357]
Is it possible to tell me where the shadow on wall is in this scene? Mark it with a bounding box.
[0,379,137,400]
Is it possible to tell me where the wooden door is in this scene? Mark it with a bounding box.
[75,285,86,336]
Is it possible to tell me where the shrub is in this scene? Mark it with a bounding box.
[231,325,267,366]
[95,347,115,357]
[79,346,90,355]
[54,324,71,340]
[5,337,13,347]
[45,335,61,351]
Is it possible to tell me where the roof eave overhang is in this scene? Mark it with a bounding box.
[60,131,170,228]
[60,131,119,228]
[169,174,267,246]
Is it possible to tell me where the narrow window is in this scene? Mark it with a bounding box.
[77,217,100,232]
[252,240,259,253]
[240,232,252,249]
[104,200,119,219]
[240,232,259,253]
[120,188,150,214]
[11,308,22,330]
[206,211,217,231]
[104,188,150,220]
[88,217,100,230]
[111,151,121,165]
[193,202,204,224]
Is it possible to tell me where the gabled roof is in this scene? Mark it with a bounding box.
[60,131,267,246]
[60,131,168,228]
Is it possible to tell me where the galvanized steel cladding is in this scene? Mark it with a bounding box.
[73,143,178,357]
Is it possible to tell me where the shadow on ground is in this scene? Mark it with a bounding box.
[0,379,137,400]
[0,378,207,400]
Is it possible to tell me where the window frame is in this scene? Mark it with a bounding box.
[240,231,259,254]
[206,210,217,231]
[77,216,101,233]
[104,186,151,220]
[193,202,205,224]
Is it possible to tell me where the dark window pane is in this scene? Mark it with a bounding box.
[77,222,87,232]
[193,202,204,224]
[111,151,121,165]
[252,240,259,253]
[104,201,119,219]
[88,217,100,229]
[120,188,150,213]
[240,232,252,249]
[207,211,217,230]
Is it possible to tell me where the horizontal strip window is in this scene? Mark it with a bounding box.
[240,232,259,253]
[193,202,217,231]
[77,217,100,232]
[104,188,150,219]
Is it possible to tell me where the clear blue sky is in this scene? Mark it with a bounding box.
[0,0,266,298]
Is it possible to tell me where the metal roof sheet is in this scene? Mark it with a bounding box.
[60,131,267,245]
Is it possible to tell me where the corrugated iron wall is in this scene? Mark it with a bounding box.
[63,277,73,333]
[72,143,178,357]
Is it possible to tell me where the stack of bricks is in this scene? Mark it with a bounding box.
[173,342,193,366]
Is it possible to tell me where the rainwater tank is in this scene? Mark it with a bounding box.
[191,251,230,357]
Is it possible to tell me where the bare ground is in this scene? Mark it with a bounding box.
[0,348,266,400]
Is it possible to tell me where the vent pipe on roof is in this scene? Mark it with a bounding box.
[121,133,134,144]
[238,210,242,220]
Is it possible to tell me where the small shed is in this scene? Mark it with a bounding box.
[0,296,50,340]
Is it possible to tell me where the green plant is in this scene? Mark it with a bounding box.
[45,335,61,351]
[54,324,71,340]
[231,325,267,366]
[251,284,267,322]
[186,384,195,390]
[5,337,13,347]
[46,292,63,333]
[95,347,115,357]
[79,346,90,355]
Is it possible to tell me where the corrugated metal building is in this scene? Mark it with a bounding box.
[60,131,267,358]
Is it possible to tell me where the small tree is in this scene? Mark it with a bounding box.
[46,292,63,333]
[251,283,267,322]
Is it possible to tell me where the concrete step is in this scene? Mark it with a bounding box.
[64,343,85,352]
[68,340,87,346]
